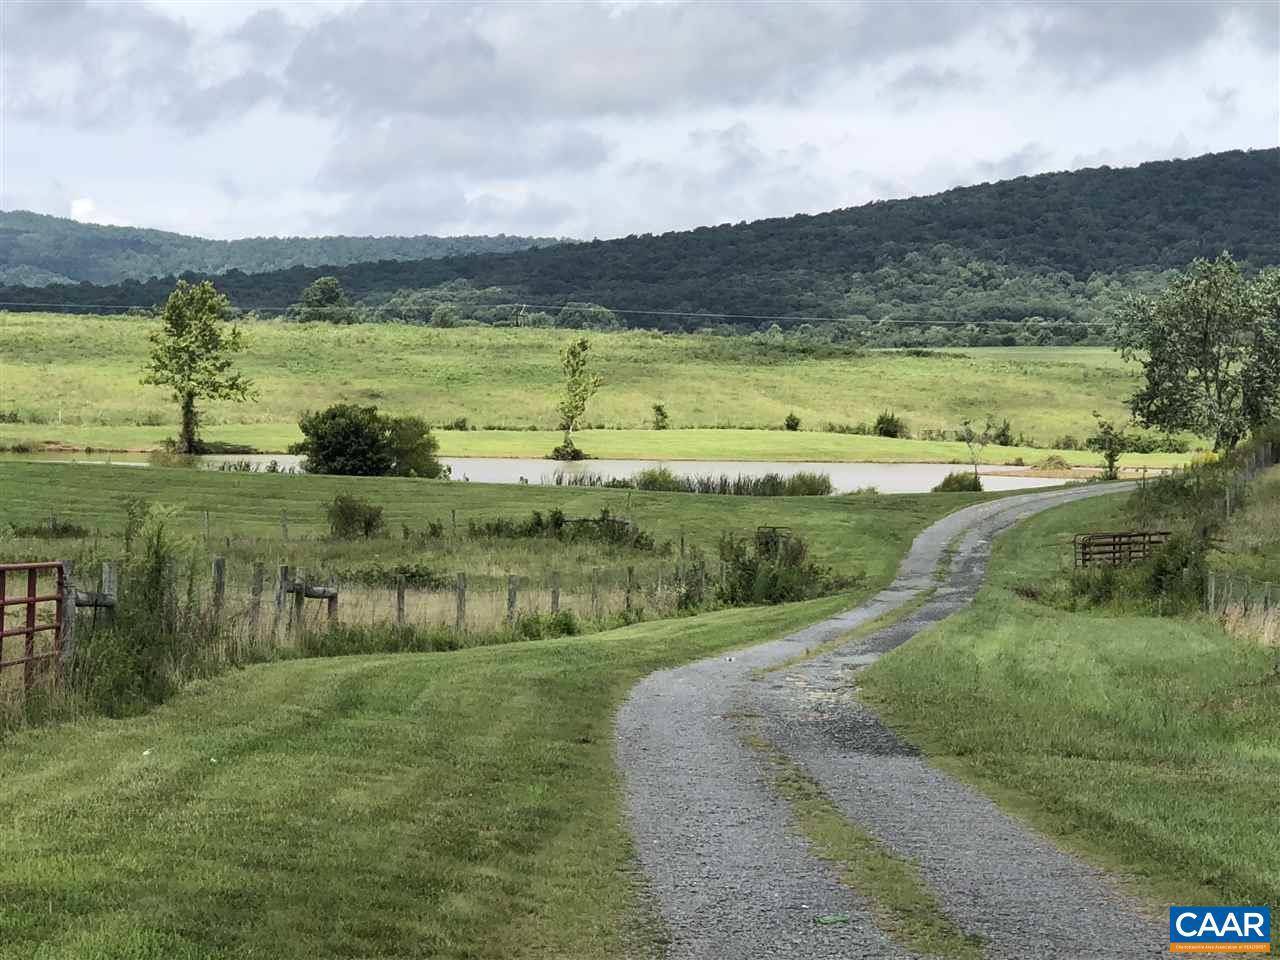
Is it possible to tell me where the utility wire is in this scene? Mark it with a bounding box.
[0,299,1118,326]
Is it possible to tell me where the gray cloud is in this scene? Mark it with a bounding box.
[976,143,1053,181]
[2,0,1274,240]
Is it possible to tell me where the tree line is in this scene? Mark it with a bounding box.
[4,149,1275,349]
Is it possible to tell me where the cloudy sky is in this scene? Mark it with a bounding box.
[2,0,1276,240]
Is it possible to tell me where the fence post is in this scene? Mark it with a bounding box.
[1207,569,1216,614]
[211,556,226,623]
[292,572,306,640]
[326,584,338,623]
[625,566,635,612]
[507,575,518,623]
[58,560,76,666]
[101,560,118,626]
[396,575,406,627]
[273,564,290,642]
[249,562,264,637]
[550,571,560,615]
[590,569,599,618]
[455,572,467,632]
[164,558,177,633]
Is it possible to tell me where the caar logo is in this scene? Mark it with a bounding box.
[1169,906,1270,953]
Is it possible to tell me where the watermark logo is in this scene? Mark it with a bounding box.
[1169,907,1270,953]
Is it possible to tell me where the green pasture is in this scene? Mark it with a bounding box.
[863,490,1280,907]
[0,311,1181,463]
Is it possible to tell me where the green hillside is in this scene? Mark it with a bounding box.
[2,150,1275,347]
[0,210,562,285]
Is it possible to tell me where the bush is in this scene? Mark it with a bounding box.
[327,494,386,539]
[874,410,909,439]
[330,560,445,588]
[652,403,670,430]
[1055,434,1080,450]
[11,516,90,538]
[991,418,1015,446]
[717,528,835,604]
[784,412,801,431]
[70,504,216,716]
[292,403,446,478]
[549,441,587,461]
[932,471,984,492]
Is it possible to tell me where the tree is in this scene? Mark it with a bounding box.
[141,280,254,453]
[1086,413,1129,480]
[1114,253,1280,451]
[297,276,355,323]
[553,338,603,460]
[291,404,445,477]
[958,415,996,477]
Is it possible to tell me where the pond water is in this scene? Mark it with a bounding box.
[0,451,1066,494]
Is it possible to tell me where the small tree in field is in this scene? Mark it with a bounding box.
[1114,253,1280,451]
[958,415,995,477]
[552,337,603,460]
[1086,413,1129,480]
[142,280,254,453]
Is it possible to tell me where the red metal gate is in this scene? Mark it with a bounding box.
[0,562,66,689]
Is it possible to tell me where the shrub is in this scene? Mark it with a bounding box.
[70,504,216,715]
[784,412,801,431]
[652,403,670,430]
[549,441,587,461]
[932,471,984,492]
[1055,434,1080,450]
[717,528,834,605]
[292,403,446,477]
[991,418,1015,446]
[631,466,687,491]
[874,410,909,439]
[330,560,446,588]
[11,516,90,538]
[327,494,386,539]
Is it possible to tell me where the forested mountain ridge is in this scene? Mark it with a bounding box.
[3,149,1276,339]
[0,210,564,285]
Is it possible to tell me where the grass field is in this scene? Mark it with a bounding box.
[862,491,1280,907]
[0,460,996,653]
[0,456,1001,958]
[0,311,1186,464]
[0,595,865,960]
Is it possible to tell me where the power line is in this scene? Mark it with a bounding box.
[0,298,1118,326]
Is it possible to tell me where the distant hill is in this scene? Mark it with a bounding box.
[3,149,1276,345]
[0,210,564,285]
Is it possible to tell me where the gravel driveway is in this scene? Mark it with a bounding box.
[616,483,1168,959]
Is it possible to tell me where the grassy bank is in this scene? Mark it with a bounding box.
[0,595,859,960]
[0,311,1184,463]
[862,493,1280,906]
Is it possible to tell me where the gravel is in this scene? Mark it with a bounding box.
[616,483,1166,959]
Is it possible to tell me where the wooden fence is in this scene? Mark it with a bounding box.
[1073,531,1171,568]
[0,554,697,699]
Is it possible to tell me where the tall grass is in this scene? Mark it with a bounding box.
[552,465,834,496]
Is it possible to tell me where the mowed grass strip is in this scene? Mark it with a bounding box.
[0,596,863,960]
[748,737,986,960]
[861,493,1280,907]
[0,311,1174,461]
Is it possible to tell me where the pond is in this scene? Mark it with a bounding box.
[0,452,1066,494]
